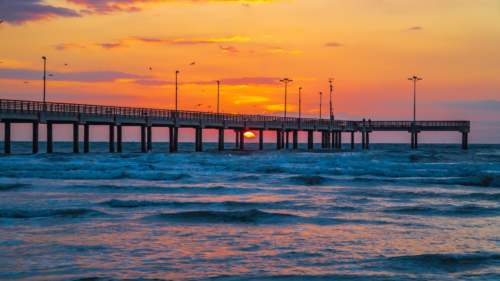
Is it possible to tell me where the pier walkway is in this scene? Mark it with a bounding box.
[0,99,470,154]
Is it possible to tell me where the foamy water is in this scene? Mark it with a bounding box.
[1,142,500,280]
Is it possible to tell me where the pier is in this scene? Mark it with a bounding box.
[0,99,470,154]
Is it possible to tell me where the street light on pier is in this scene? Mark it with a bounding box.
[280,78,293,118]
[407,76,422,123]
[298,87,302,119]
[217,80,220,117]
[329,78,334,120]
[319,92,322,119]
[42,56,46,103]
[175,70,179,115]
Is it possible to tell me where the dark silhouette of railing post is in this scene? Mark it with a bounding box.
[73,123,79,153]
[33,122,39,154]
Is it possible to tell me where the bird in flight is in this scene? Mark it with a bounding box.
[194,104,203,108]
[49,74,54,77]
[149,67,152,71]
[190,62,195,65]
[23,82,29,84]
[64,64,67,66]
[208,105,212,109]
[0,21,3,24]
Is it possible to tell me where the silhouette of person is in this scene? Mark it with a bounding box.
[368,119,371,126]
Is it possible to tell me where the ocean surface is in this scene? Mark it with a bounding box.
[1,142,500,280]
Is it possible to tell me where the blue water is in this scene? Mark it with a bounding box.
[1,142,500,280]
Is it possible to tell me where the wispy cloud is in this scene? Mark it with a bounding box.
[383,100,500,111]
[408,26,423,30]
[124,35,250,45]
[325,42,344,47]
[95,43,130,50]
[0,68,151,83]
[53,44,87,51]
[265,47,284,53]
[219,45,238,53]
[0,0,81,25]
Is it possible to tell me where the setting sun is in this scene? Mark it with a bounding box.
[243,132,256,138]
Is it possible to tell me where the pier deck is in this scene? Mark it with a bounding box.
[0,99,470,154]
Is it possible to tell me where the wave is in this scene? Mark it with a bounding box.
[385,204,500,217]
[385,252,500,273]
[349,189,500,202]
[0,208,107,219]
[0,183,30,191]
[289,175,329,186]
[150,209,297,223]
[99,199,293,209]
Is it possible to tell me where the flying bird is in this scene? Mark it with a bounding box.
[149,67,152,71]
[64,64,67,66]
[208,105,212,109]
[190,62,195,65]
[23,82,29,84]
[0,21,3,24]
[49,74,54,76]
[194,104,203,108]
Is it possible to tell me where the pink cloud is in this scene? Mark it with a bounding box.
[95,43,130,50]
[53,43,86,51]
[130,77,281,87]
[325,42,344,47]
[408,26,423,30]
[219,45,238,52]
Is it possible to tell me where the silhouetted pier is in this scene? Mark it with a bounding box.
[0,99,470,154]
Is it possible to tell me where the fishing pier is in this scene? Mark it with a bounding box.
[0,99,471,154]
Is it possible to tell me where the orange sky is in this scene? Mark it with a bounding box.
[1,0,499,142]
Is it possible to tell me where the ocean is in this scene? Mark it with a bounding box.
[1,142,500,280]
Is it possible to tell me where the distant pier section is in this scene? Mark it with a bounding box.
[0,99,470,154]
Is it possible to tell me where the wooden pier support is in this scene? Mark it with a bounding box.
[259,129,264,150]
[117,125,122,153]
[307,131,313,149]
[339,132,342,149]
[4,122,11,154]
[281,131,285,149]
[327,131,331,149]
[84,124,89,153]
[286,131,289,149]
[351,132,354,149]
[362,132,366,149]
[169,127,174,152]
[321,132,325,148]
[277,130,282,150]
[218,128,224,151]
[173,127,178,151]
[146,126,152,152]
[411,132,415,149]
[73,123,79,153]
[293,130,298,149]
[414,132,418,149]
[109,125,115,153]
[462,132,468,150]
[33,122,39,154]
[236,130,239,148]
[140,125,146,153]
[239,130,244,150]
[366,132,370,149]
[47,122,53,153]
[195,128,203,152]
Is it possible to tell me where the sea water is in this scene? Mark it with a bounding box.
[0,142,500,280]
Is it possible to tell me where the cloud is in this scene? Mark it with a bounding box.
[95,43,130,50]
[0,0,81,25]
[408,26,423,30]
[0,93,138,100]
[130,77,280,87]
[219,45,238,53]
[53,44,87,51]
[124,35,250,45]
[325,42,344,47]
[266,47,284,53]
[0,68,151,82]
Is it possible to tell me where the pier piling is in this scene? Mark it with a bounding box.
[33,122,39,154]
[117,125,122,152]
[277,130,282,150]
[84,124,89,153]
[351,132,354,149]
[140,125,146,153]
[109,125,115,153]
[4,122,11,154]
[218,128,224,151]
[339,132,342,149]
[307,131,313,149]
[239,130,244,150]
[259,129,264,150]
[169,127,174,152]
[47,122,53,153]
[293,130,298,149]
[146,126,152,152]
[73,123,79,153]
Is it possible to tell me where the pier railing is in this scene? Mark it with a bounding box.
[0,99,469,130]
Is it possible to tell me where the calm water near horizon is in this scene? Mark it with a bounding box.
[1,142,500,280]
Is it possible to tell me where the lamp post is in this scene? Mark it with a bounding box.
[280,78,293,118]
[217,80,220,117]
[407,76,422,123]
[175,70,179,115]
[42,56,46,103]
[298,87,302,119]
[329,78,334,120]
[319,92,322,119]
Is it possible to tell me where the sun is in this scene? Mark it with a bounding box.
[243,132,256,138]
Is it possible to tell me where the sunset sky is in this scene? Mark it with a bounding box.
[1,0,499,143]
